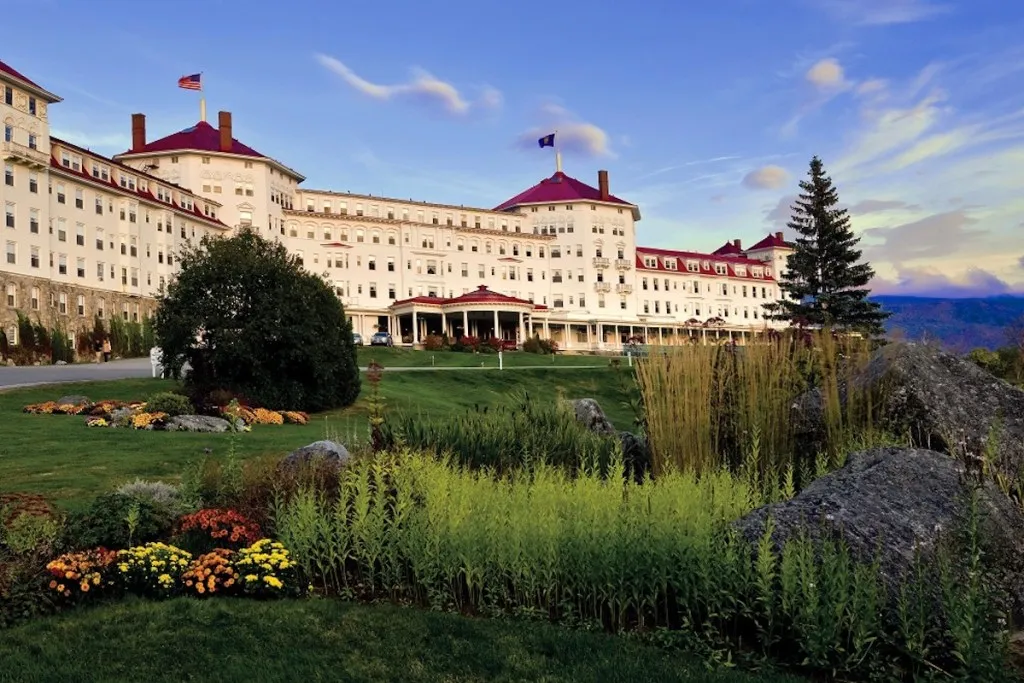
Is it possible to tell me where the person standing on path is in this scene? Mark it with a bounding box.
[93,337,103,364]
[102,338,112,362]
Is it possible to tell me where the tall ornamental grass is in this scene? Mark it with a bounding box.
[635,331,878,487]
[273,451,1010,681]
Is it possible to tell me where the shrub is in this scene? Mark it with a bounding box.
[154,229,360,413]
[234,539,299,598]
[422,334,448,351]
[0,327,7,358]
[181,548,239,596]
[115,542,191,597]
[114,480,185,514]
[144,391,194,417]
[175,508,262,554]
[63,492,177,550]
[2,513,61,556]
[458,335,481,352]
[522,335,557,354]
[379,391,621,475]
[44,548,117,602]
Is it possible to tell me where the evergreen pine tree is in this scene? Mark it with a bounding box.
[764,156,890,336]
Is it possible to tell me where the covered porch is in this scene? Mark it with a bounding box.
[389,286,537,347]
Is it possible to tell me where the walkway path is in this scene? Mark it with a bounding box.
[0,358,611,389]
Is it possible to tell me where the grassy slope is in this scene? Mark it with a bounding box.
[0,363,637,507]
[0,598,800,683]
[360,346,614,367]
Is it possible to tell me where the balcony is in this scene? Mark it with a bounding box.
[594,282,612,293]
[615,258,633,270]
[616,283,633,294]
[592,257,610,268]
[2,140,48,169]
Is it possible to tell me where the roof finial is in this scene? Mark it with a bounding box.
[555,149,562,174]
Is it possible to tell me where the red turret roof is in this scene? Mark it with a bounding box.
[712,241,744,256]
[493,171,637,217]
[748,233,792,251]
[123,121,264,158]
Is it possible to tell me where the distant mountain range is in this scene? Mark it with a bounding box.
[874,295,1024,352]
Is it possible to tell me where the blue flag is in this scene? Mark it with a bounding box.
[538,133,555,148]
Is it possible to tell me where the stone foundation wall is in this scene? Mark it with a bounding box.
[0,273,157,347]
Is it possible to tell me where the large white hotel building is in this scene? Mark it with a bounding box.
[1,59,794,352]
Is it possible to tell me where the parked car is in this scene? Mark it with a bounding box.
[352,332,363,346]
[370,331,394,347]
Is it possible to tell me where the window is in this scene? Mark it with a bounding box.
[5,283,15,307]
[27,134,37,149]
[97,262,104,280]
[77,258,85,278]
[75,189,84,209]
[368,257,376,271]
[76,223,85,246]
[30,246,39,268]
[3,86,10,106]
[3,163,12,186]
[31,287,39,310]
[28,96,36,115]
[57,253,67,274]
[77,295,85,316]
[239,210,253,228]
[387,257,395,272]
[28,173,37,193]
[58,293,67,314]
[5,202,14,228]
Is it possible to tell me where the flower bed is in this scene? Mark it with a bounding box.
[24,399,309,430]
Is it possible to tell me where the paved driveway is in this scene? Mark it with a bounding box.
[0,358,156,389]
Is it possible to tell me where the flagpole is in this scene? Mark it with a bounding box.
[554,128,562,173]
[199,72,206,122]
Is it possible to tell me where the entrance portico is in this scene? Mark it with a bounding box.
[389,286,536,346]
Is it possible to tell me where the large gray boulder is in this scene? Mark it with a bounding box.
[164,415,234,433]
[735,447,1024,618]
[281,440,351,470]
[570,398,617,436]
[793,343,1024,478]
[56,394,90,406]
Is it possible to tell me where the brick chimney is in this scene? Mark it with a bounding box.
[218,111,232,153]
[131,113,146,151]
[733,239,742,249]
[598,169,609,201]
[775,231,784,241]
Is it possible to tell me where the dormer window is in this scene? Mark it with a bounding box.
[714,263,727,275]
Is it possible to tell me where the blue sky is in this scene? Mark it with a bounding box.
[5,0,1024,297]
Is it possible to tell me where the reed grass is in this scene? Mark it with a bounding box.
[635,332,881,489]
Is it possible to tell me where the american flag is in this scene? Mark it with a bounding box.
[177,73,202,91]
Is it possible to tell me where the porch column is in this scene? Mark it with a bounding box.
[412,310,419,344]
[441,312,447,338]
[462,310,468,338]
[658,327,663,344]
[493,310,500,340]
[543,320,549,338]
[586,324,592,348]
[518,312,525,343]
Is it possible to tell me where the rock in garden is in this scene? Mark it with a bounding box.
[164,415,233,433]
[570,398,617,436]
[281,440,351,470]
[56,394,90,406]
[734,447,1024,618]
[792,343,1024,480]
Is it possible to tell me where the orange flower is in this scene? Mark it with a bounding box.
[80,582,90,592]
[48,580,57,589]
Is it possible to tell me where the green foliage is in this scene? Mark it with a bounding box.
[154,228,360,413]
[109,315,152,358]
[62,492,177,550]
[522,335,558,354]
[0,327,8,358]
[966,345,1024,386]
[378,392,623,474]
[49,326,74,364]
[764,156,890,336]
[144,391,194,417]
[422,334,449,351]
[272,451,1013,681]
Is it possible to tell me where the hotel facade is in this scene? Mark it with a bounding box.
[1,59,794,352]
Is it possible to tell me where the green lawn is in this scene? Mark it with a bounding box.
[0,366,637,507]
[359,345,617,368]
[0,598,800,683]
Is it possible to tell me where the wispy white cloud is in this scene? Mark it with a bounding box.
[631,155,741,182]
[807,58,846,90]
[872,266,1024,297]
[782,57,854,136]
[51,130,130,151]
[315,54,501,116]
[515,103,613,158]
[816,0,953,26]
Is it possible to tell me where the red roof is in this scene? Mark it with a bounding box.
[493,171,636,215]
[125,121,265,158]
[392,285,538,309]
[748,233,792,251]
[712,241,744,256]
[0,59,41,88]
[50,138,229,231]
[636,246,776,281]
